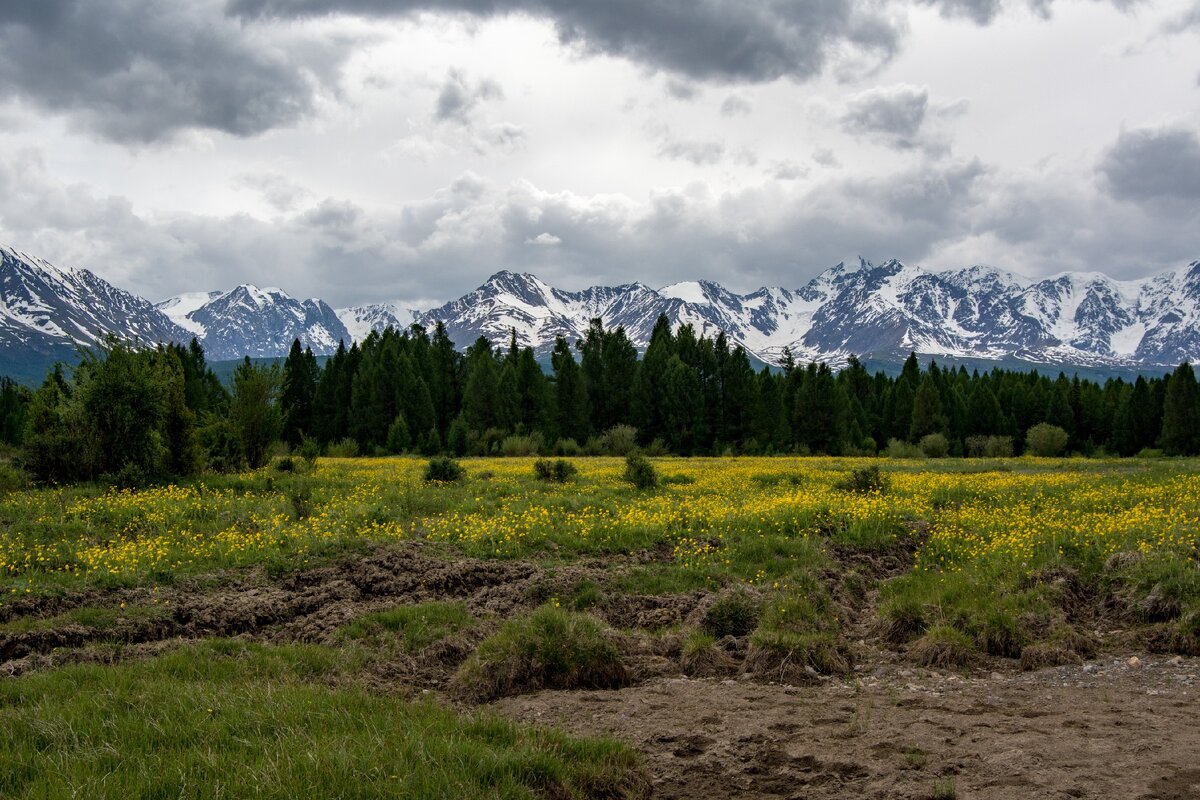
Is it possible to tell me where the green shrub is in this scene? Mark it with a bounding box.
[886,438,922,458]
[0,462,29,493]
[703,592,760,638]
[598,425,639,456]
[274,456,296,473]
[553,437,582,456]
[451,605,627,701]
[834,465,888,495]
[919,433,949,458]
[424,456,465,483]
[501,433,543,457]
[325,437,358,458]
[385,415,411,454]
[622,453,659,489]
[983,435,1014,458]
[533,458,578,483]
[1136,447,1164,459]
[296,436,321,468]
[1025,423,1068,457]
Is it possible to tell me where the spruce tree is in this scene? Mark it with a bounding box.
[1160,362,1200,455]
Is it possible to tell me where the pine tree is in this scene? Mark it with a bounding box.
[909,374,946,441]
[462,338,500,434]
[551,336,589,444]
[280,339,318,446]
[1160,362,1200,455]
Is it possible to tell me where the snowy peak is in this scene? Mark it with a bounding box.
[335,303,416,343]
[156,284,350,360]
[417,258,1200,369]
[0,246,188,373]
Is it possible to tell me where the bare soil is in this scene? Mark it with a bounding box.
[496,654,1200,800]
[4,543,1199,799]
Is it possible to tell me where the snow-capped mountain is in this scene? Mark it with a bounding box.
[415,259,1200,369]
[0,245,189,379]
[4,241,1200,382]
[334,303,417,344]
[156,285,350,360]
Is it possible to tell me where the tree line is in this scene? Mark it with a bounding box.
[1,314,1199,485]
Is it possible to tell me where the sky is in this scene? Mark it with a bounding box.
[0,0,1197,311]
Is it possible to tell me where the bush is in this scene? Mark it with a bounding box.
[1136,447,1164,459]
[886,438,921,458]
[385,415,411,454]
[296,436,321,468]
[553,437,582,456]
[622,453,659,489]
[919,433,949,458]
[984,436,1014,458]
[500,433,543,457]
[533,458,578,483]
[597,425,639,456]
[643,438,670,457]
[274,456,296,473]
[834,465,888,495]
[325,438,358,458]
[451,605,627,701]
[424,456,465,483]
[0,462,29,493]
[446,416,470,457]
[1025,423,1068,457]
[703,592,760,638]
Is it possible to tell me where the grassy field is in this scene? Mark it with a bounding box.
[2,455,1199,796]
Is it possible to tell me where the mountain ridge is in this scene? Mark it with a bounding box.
[3,243,1199,382]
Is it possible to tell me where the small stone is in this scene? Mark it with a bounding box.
[1082,664,1099,673]
[1168,656,1184,666]
[804,665,819,678]
[990,671,1005,681]
[1127,656,1142,669]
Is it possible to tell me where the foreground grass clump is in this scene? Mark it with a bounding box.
[0,640,649,800]
[453,605,628,702]
[340,601,475,653]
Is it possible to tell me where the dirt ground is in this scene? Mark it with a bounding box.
[496,654,1200,800]
[4,543,1199,799]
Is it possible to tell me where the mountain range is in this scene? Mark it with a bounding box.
[2,243,1199,382]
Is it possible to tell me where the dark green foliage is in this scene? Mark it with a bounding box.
[424,456,465,483]
[1160,362,1200,455]
[534,458,578,482]
[385,414,411,454]
[20,342,204,485]
[622,453,658,489]
[835,465,888,495]
[229,358,282,469]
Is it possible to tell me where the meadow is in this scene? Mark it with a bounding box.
[2,455,1199,798]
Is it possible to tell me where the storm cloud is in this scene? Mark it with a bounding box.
[1099,127,1200,203]
[0,0,350,143]
[226,0,905,85]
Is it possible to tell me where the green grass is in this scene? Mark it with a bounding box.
[0,640,648,800]
[0,602,170,634]
[340,601,475,653]
[453,605,628,702]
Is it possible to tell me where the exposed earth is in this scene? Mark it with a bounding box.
[3,543,1198,799]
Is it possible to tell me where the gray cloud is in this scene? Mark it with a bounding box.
[236,173,313,212]
[1099,126,1200,203]
[720,94,753,117]
[227,0,904,85]
[657,137,726,166]
[665,80,700,100]
[435,69,503,124]
[917,0,1003,25]
[841,84,929,149]
[839,84,966,153]
[0,0,350,143]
